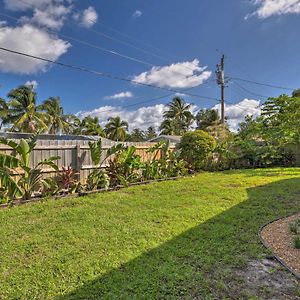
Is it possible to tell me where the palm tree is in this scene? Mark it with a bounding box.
[79,116,106,136]
[196,109,220,130]
[64,114,82,135]
[40,97,69,134]
[7,85,48,133]
[0,98,9,130]
[146,126,157,140]
[159,119,177,135]
[162,97,194,134]
[105,116,128,141]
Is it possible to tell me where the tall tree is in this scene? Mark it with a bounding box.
[159,118,177,135]
[146,126,157,140]
[105,116,128,141]
[261,94,300,144]
[127,128,145,142]
[40,97,69,134]
[79,116,106,136]
[292,89,300,98]
[7,86,48,133]
[161,97,193,135]
[196,109,220,130]
[196,108,229,141]
[0,98,9,130]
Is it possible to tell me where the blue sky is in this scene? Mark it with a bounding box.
[0,0,299,130]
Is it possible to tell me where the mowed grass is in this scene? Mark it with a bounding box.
[0,168,300,299]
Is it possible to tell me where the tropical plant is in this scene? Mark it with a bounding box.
[64,114,82,135]
[7,85,48,133]
[127,128,146,142]
[146,126,157,140]
[142,141,187,180]
[159,118,177,135]
[0,98,9,130]
[40,97,70,134]
[86,139,124,190]
[87,170,110,191]
[57,166,80,194]
[196,109,220,130]
[179,130,216,171]
[0,136,60,202]
[107,146,143,186]
[78,116,106,136]
[161,97,194,135]
[105,116,128,141]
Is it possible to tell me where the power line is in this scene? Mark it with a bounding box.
[0,11,154,68]
[0,10,212,85]
[231,81,269,99]
[0,46,220,102]
[11,0,200,74]
[227,76,295,91]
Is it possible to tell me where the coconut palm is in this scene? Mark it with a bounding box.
[146,126,157,140]
[79,116,106,136]
[162,97,194,134]
[159,119,177,135]
[64,114,82,135]
[7,86,48,133]
[0,98,9,130]
[40,97,69,134]
[105,116,128,141]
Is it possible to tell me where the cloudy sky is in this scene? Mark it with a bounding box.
[0,0,298,131]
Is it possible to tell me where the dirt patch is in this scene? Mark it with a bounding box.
[233,258,300,299]
[261,213,300,277]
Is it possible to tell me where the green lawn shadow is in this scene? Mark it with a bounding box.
[57,177,300,299]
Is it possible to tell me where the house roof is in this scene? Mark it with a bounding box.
[0,132,114,143]
[148,135,182,143]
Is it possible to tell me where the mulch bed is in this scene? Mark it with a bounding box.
[261,213,300,277]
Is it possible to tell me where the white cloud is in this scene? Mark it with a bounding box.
[77,104,168,131]
[213,99,261,131]
[105,91,134,100]
[5,1,73,30]
[133,59,212,89]
[0,24,70,74]
[74,6,98,28]
[3,0,56,11]
[25,80,38,89]
[133,10,143,18]
[247,0,300,19]
[29,4,72,30]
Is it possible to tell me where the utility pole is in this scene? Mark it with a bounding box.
[216,55,225,124]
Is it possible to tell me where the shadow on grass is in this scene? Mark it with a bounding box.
[58,177,300,300]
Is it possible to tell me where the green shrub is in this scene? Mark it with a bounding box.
[290,222,298,235]
[294,236,300,249]
[87,169,110,191]
[179,130,216,171]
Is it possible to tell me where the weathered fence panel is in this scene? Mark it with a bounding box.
[0,138,176,184]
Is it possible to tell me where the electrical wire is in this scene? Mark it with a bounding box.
[227,76,294,91]
[231,81,269,99]
[0,46,221,102]
[0,10,212,85]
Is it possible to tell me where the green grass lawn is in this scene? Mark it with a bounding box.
[0,168,300,299]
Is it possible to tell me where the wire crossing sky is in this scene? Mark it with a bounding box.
[0,0,298,131]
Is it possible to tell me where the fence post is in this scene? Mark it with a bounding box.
[75,144,82,183]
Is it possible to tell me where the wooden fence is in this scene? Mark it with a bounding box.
[0,139,176,184]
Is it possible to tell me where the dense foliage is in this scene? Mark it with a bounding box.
[179,130,216,171]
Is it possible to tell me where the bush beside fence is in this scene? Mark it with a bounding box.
[0,139,176,184]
